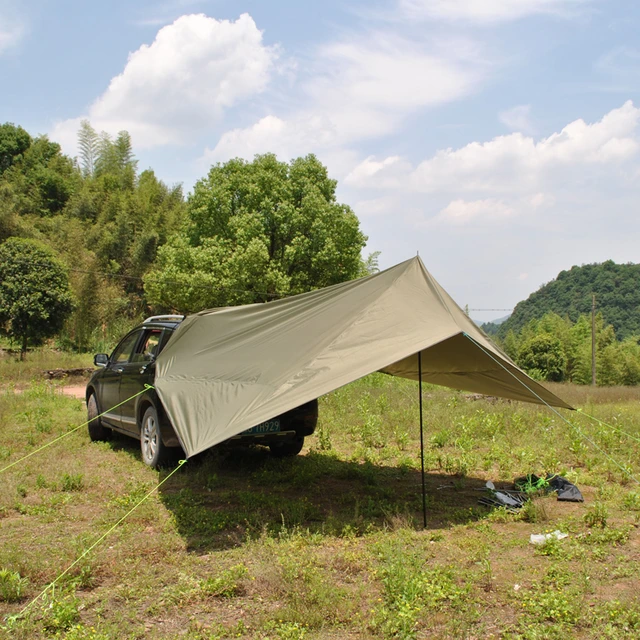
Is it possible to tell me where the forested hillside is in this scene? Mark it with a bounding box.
[0,121,368,353]
[497,261,640,340]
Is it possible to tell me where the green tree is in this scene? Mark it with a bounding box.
[145,153,367,312]
[517,333,567,382]
[2,135,78,216]
[0,238,74,358]
[0,123,31,176]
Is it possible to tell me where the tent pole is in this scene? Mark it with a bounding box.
[418,350,427,529]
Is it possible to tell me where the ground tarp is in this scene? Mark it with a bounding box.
[155,257,572,457]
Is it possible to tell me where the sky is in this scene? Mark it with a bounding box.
[2,0,640,321]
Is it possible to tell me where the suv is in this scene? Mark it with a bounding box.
[86,316,318,467]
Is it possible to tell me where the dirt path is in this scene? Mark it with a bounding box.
[61,385,86,399]
[2,383,86,400]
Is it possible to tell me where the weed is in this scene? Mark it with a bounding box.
[486,506,517,523]
[264,620,309,639]
[60,473,84,492]
[580,525,632,546]
[394,427,409,450]
[430,430,449,448]
[111,481,149,509]
[535,537,569,559]
[42,591,81,632]
[583,502,608,528]
[518,499,549,524]
[622,491,640,511]
[52,624,112,640]
[315,424,332,451]
[201,564,249,597]
[0,568,29,602]
[518,585,580,625]
[596,598,640,633]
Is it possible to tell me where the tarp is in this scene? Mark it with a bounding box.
[155,257,572,458]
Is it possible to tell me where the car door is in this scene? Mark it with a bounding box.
[118,328,167,434]
[99,329,143,430]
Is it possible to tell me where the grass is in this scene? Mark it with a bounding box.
[0,351,640,637]
[0,346,93,388]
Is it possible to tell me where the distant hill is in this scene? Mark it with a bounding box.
[497,261,640,340]
[480,314,511,336]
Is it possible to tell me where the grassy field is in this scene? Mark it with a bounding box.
[1,350,640,638]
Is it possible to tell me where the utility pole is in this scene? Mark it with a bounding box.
[591,293,596,386]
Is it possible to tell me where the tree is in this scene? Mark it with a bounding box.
[145,153,367,312]
[516,333,567,382]
[78,120,99,177]
[0,123,31,175]
[2,135,78,216]
[0,238,74,358]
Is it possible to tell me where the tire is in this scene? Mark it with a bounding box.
[269,436,304,458]
[87,394,112,442]
[140,405,168,468]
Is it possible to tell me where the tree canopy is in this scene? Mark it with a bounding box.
[0,238,74,357]
[0,123,371,352]
[145,153,367,312]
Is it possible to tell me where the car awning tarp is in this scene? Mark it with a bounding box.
[155,256,572,457]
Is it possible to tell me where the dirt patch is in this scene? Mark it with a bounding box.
[61,384,86,400]
[1,382,86,400]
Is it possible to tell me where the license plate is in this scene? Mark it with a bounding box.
[242,419,281,435]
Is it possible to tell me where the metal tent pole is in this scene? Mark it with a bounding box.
[418,350,427,528]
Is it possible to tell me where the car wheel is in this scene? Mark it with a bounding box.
[87,394,112,441]
[140,405,168,468]
[269,436,305,458]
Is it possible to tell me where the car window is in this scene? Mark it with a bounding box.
[157,329,174,355]
[111,331,143,364]
[131,329,163,364]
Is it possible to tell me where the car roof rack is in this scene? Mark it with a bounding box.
[143,314,185,324]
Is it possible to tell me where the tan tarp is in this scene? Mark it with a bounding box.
[155,256,572,457]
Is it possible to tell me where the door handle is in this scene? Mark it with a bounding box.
[139,366,147,374]
[116,368,124,374]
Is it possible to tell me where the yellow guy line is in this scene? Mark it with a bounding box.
[0,384,155,475]
[16,459,186,621]
[462,333,640,486]
[576,408,640,445]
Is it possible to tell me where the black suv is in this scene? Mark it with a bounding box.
[86,316,318,467]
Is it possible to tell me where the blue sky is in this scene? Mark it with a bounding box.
[2,0,640,321]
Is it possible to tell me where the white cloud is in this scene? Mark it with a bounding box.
[499,105,534,134]
[344,155,413,188]
[0,3,26,54]
[306,35,483,137]
[346,101,640,192]
[205,32,486,167]
[432,198,514,225]
[398,0,590,24]
[205,114,337,164]
[51,13,279,151]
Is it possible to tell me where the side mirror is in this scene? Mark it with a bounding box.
[94,353,109,367]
